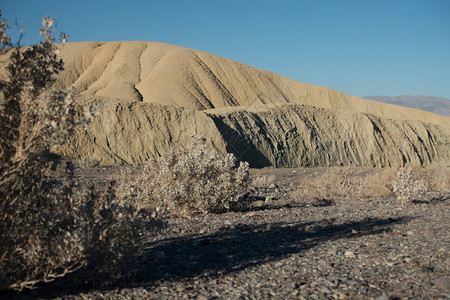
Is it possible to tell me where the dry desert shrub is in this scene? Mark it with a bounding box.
[415,166,450,193]
[0,13,159,291]
[365,166,448,203]
[293,167,374,202]
[365,167,397,199]
[392,166,428,205]
[68,182,161,285]
[252,174,276,188]
[292,166,446,205]
[119,136,250,215]
[292,167,399,203]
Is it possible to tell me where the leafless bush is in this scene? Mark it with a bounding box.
[252,174,276,188]
[392,167,428,205]
[291,166,447,205]
[291,167,399,203]
[365,167,397,199]
[119,136,250,216]
[70,181,161,285]
[416,167,450,194]
[293,167,373,202]
[0,12,159,291]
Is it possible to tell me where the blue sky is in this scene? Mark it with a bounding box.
[2,0,450,99]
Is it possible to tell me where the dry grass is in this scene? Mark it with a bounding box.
[416,166,450,193]
[293,167,376,202]
[291,166,449,204]
[252,174,276,188]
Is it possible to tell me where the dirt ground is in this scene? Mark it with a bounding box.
[6,163,449,299]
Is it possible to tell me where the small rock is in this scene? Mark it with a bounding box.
[434,277,450,290]
[344,250,356,258]
[275,261,284,268]
[253,200,265,207]
[285,280,297,288]
[327,248,337,256]
[265,196,273,203]
[320,260,332,267]
[375,295,389,300]
[437,293,450,298]
[291,253,300,259]
[368,241,379,248]
[322,279,335,287]
[333,292,347,299]
[176,285,185,292]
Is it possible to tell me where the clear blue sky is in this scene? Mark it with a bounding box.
[2,0,450,99]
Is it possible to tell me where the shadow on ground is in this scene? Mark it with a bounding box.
[10,216,413,299]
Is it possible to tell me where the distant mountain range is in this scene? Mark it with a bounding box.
[363,95,450,116]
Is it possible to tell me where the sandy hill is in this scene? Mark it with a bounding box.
[363,95,450,117]
[54,41,449,127]
[58,97,450,167]
[1,41,449,167]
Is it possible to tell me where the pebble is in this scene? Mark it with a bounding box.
[13,169,449,300]
[327,248,337,256]
[344,250,356,258]
[434,276,450,290]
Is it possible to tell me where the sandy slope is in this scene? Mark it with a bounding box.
[57,96,450,167]
[1,41,449,167]
[54,41,449,127]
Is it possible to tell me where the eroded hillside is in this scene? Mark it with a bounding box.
[57,96,450,168]
[2,41,449,167]
[52,41,449,126]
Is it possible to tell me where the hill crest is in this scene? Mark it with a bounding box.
[51,41,449,126]
[363,95,450,116]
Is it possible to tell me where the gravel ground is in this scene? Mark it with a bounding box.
[6,167,450,300]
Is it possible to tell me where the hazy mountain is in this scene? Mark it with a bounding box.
[363,95,450,116]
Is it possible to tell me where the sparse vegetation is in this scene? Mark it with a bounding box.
[252,174,276,189]
[1,8,448,299]
[119,136,250,216]
[292,166,448,205]
[392,166,428,205]
[0,12,158,291]
[293,167,377,203]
